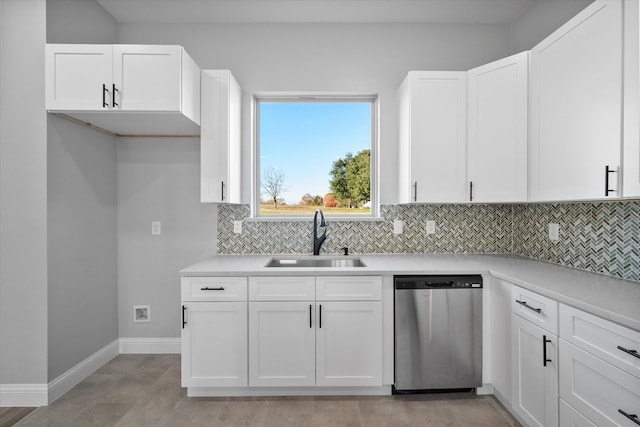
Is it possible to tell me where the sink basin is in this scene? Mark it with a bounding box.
[265,256,366,268]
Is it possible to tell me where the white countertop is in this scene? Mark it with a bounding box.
[181,254,640,332]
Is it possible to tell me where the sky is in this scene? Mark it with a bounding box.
[259,101,372,205]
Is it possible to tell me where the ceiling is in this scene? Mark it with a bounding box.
[96,0,536,25]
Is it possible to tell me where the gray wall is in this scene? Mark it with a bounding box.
[47,116,118,381]
[46,0,118,381]
[117,139,216,338]
[510,0,594,52]
[0,0,48,386]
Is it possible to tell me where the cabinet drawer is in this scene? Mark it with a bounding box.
[560,304,640,379]
[512,285,558,334]
[559,399,597,427]
[249,276,315,301]
[181,277,247,301]
[559,339,640,427]
[316,276,382,301]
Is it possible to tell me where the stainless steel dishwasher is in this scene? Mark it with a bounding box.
[394,274,483,392]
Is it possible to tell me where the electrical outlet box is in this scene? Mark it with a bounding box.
[548,223,560,241]
[426,220,436,235]
[151,221,161,235]
[134,305,150,323]
[393,219,404,235]
[233,220,242,234]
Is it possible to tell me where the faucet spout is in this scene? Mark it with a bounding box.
[313,208,327,256]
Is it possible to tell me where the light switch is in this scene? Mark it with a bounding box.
[151,221,161,235]
[393,219,404,235]
[426,220,436,235]
[548,223,560,241]
[233,220,242,234]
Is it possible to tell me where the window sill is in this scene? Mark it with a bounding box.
[244,216,385,223]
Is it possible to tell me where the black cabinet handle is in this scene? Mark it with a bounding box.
[182,305,187,329]
[605,165,616,196]
[515,300,542,313]
[112,84,119,108]
[102,84,108,108]
[200,287,224,291]
[413,182,417,202]
[543,335,552,367]
[469,181,473,202]
[319,304,322,328]
[617,346,640,359]
[618,409,640,425]
[221,181,225,201]
[309,304,312,328]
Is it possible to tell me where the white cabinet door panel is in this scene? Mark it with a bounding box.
[113,45,182,111]
[468,52,528,202]
[316,302,382,387]
[511,313,558,427]
[559,399,598,427]
[46,44,112,110]
[489,278,512,402]
[530,0,623,200]
[181,302,247,387]
[249,302,315,387]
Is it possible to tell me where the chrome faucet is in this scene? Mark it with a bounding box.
[313,208,327,256]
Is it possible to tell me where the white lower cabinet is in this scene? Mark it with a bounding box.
[249,302,315,387]
[316,301,382,386]
[560,399,598,427]
[511,311,558,427]
[489,278,512,404]
[181,301,248,387]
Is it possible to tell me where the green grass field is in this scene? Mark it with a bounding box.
[260,204,370,215]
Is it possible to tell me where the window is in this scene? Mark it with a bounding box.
[254,96,377,218]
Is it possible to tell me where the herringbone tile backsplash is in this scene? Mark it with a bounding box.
[218,201,640,282]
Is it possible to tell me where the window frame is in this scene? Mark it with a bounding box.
[252,93,379,220]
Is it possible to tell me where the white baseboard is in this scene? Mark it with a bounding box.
[48,339,119,404]
[119,337,180,354]
[0,383,48,407]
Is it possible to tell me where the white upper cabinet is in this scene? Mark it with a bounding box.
[200,70,242,203]
[529,0,623,201]
[467,52,528,203]
[46,44,200,135]
[398,71,467,203]
[623,0,640,197]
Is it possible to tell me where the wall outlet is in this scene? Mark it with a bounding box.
[393,219,404,235]
[134,305,150,323]
[548,223,560,241]
[151,221,161,235]
[426,220,436,235]
[233,220,242,234]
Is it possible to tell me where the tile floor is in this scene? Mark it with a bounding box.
[16,354,520,427]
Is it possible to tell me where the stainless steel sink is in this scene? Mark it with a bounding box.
[265,256,366,268]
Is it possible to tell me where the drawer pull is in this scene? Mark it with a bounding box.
[201,287,225,291]
[617,345,640,359]
[618,409,640,425]
[515,300,542,313]
[543,335,552,367]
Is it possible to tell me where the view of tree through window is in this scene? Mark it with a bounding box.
[257,99,374,216]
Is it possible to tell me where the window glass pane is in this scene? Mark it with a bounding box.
[258,100,373,216]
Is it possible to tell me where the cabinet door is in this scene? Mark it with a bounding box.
[45,44,113,111]
[181,302,247,387]
[559,399,598,427]
[489,278,512,403]
[511,313,558,427]
[316,301,382,387]
[401,71,467,203]
[530,0,623,201]
[468,52,528,202]
[623,0,640,197]
[112,45,182,111]
[249,302,315,387]
[200,70,242,203]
